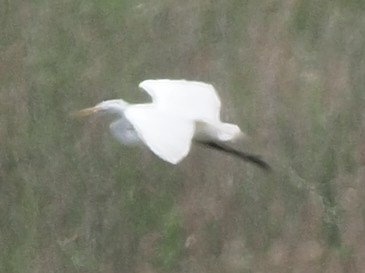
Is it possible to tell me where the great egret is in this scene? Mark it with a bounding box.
[74,79,270,170]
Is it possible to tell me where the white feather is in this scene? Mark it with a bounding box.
[125,104,194,164]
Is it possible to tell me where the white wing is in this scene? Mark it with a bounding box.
[139,79,221,123]
[124,105,195,164]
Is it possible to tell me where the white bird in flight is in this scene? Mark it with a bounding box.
[74,79,270,170]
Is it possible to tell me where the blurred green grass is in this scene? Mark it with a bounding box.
[1,0,365,272]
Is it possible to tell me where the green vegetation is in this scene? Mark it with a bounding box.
[1,0,365,272]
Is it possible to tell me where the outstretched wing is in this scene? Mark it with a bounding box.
[139,79,221,122]
[124,104,195,164]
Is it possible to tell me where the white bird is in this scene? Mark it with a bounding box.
[74,79,270,170]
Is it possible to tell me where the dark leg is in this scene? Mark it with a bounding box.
[197,141,271,171]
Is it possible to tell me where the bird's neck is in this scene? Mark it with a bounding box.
[105,100,129,117]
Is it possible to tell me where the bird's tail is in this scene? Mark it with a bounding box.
[197,141,271,171]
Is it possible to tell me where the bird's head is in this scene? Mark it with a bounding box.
[73,99,129,118]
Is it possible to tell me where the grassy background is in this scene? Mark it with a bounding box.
[1,0,365,272]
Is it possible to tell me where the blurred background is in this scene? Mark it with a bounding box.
[1,0,365,272]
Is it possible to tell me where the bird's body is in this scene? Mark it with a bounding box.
[75,79,270,170]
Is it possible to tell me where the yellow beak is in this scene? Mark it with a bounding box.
[71,106,100,118]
